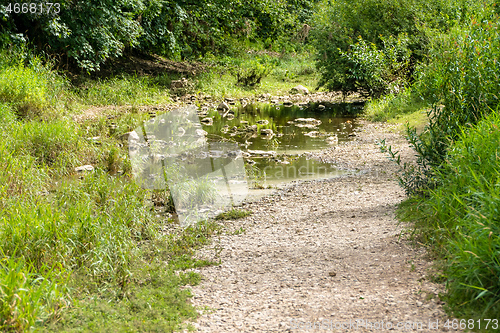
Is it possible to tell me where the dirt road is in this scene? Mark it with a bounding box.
[187,120,459,332]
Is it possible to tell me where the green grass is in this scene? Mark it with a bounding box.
[362,87,429,133]
[0,50,231,331]
[193,51,320,99]
[363,88,427,118]
[68,50,320,110]
[397,109,500,329]
[74,75,172,107]
[215,208,252,221]
[42,220,221,333]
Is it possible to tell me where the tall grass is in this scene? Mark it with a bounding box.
[373,3,500,325]
[398,109,500,319]
[9,120,94,177]
[196,51,319,99]
[0,255,69,331]
[0,48,225,331]
[363,88,427,122]
[74,75,172,106]
[381,7,500,195]
[0,48,71,120]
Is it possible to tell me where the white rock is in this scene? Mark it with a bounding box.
[290,85,309,95]
[75,165,94,172]
[217,102,230,111]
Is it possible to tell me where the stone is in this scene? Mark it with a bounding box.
[294,118,321,126]
[245,125,258,132]
[247,150,277,157]
[304,131,322,137]
[195,129,208,137]
[223,110,235,118]
[260,129,274,136]
[217,102,230,111]
[121,131,140,142]
[170,77,189,89]
[200,117,213,125]
[290,85,309,95]
[326,136,338,145]
[75,165,94,172]
[318,104,326,110]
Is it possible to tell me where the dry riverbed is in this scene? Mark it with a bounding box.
[184,120,460,332]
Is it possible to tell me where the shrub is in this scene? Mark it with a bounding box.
[311,0,486,97]
[388,8,500,194]
[234,59,273,87]
[335,34,411,98]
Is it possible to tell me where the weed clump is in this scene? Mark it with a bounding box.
[215,208,252,220]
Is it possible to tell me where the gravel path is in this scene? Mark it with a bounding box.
[186,120,459,332]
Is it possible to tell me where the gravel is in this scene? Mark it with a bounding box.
[183,120,461,332]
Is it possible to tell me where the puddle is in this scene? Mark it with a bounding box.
[199,101,362,200]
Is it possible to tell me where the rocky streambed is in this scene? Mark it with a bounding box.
[184,120,461,333]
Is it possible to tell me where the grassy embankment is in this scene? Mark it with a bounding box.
[0,46,318,332]
[367,6,500,329]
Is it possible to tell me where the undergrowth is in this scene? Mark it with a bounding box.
[386,5,500,329]
[0,48,228,331]
[397,109,500,324]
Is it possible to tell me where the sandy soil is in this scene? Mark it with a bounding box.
[184,120,461,332]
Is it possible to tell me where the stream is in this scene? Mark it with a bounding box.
[199,101,363,198]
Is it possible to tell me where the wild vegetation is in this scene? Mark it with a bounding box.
[371,0,500,324]
[0,0,499,331]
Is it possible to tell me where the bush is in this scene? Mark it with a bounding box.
[311,0,486,97]
[389,8,500,194]
[234,59,273,87]
[336,34,411,98]
[1,0,317,70]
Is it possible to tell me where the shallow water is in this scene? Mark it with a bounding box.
[202,102,359,152]
[200,101,361,194]
[135,101,362,222]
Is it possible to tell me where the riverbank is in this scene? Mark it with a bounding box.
[185,120,460,332]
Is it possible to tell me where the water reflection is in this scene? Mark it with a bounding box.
[202,102,359,154]
[200,102,360,193]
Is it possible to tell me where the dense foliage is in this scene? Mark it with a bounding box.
[386,5,500,195]
[429,111,500,316]
[0,0,317,71]
[385,1,500,321]
[311,0,484,98]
